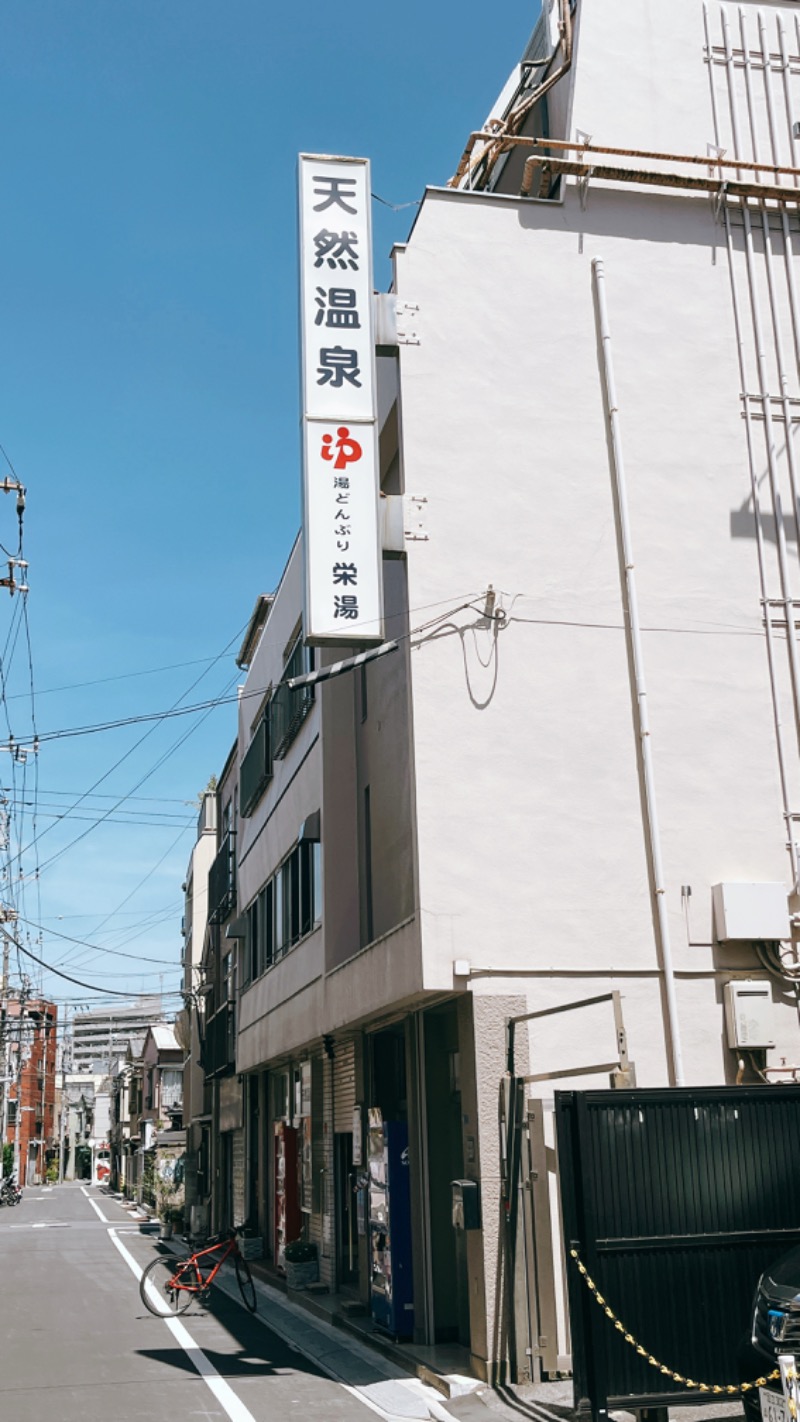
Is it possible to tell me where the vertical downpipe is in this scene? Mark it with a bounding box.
[592,258,685,1088]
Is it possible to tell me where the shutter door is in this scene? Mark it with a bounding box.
[232,1128,246,1226]
[333,1038,356,1134]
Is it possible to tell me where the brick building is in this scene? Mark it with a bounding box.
[3,996,58,1184]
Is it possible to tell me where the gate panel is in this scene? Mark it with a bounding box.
[556,1086,800,1420]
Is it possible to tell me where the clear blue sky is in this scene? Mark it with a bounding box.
[0,0,537,1022]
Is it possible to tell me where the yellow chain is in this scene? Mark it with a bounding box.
[569,1248,781,1396]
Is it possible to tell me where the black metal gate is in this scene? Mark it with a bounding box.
[556,1085,800,1420]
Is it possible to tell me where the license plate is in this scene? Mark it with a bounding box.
[760,1387,789,1422]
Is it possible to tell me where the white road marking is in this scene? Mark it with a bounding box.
[10,1221,69,1229]
[108,1229,259,1422]
[84,1194,109,1223]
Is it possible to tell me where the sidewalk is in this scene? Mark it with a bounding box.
[108,1196,745,1422]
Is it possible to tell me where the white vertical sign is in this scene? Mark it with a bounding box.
[298,154,384,646]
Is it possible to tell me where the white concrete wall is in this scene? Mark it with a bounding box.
[393,7,800,1089]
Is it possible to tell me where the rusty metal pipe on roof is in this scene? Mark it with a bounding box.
[518,153,800,203]
[512,134,800,178]
[449,0,573,190]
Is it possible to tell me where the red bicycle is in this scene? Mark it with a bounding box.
[139,1229,258,1316]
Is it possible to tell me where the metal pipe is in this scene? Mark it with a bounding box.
[704,0,800,890]
[722,10,800,760]
[748,11,800,557]
[460,130,800,198]
[450,0,573,190]
[519,153,800,203]
[592,257,685,1087]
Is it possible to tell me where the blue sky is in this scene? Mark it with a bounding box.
[0,0,536,1023]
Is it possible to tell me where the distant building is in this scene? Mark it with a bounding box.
[70,997,164,1073]
[2,996,57,1185]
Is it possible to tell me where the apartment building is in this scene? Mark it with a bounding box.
[194,0,800,1383]
[71,996,165,1073]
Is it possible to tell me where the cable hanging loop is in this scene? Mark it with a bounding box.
[569,1248,780,1395]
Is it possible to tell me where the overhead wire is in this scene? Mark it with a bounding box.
[7,621,247,873]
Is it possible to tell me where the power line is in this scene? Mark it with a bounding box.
[12,936,181,998]
[4,653,230,701]
[15,913,183,964]
[7,621,247,873]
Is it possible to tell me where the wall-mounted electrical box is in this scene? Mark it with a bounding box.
[724,979,774,1049]
[451,1179,480,1231]
[712,882,790,942]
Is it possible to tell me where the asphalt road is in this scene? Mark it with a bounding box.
[0,1182,383,1422]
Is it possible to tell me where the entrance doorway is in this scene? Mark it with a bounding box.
[335,1132,359,1286]
[423,1002,468,1345]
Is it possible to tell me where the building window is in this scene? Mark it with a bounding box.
[7,1100,17,1125]
[271,631,315,760]
[241,833,321,987]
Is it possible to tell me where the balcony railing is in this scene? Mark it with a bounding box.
[203,1004,235,1078]
[271,678,314,760]
[208,831,236,924]
[240,715,272,817]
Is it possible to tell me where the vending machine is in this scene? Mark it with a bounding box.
[368,1118,414,1338]
[274,1122,301,1269]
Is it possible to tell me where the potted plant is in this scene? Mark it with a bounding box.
[283,1238,319,1290]
[155,1179,178,1239]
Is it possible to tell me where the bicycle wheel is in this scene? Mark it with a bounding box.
[235,1253,257,1313]
[139,1254,196,1316]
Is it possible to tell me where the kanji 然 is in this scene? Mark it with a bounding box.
[313,230,359,270]
[318,346,362,389]
[334,595,359,620]
[312,175,358,214]
[314,287,361,330]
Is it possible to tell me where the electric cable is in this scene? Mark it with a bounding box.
[15,913,184,964]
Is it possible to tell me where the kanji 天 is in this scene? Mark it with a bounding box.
[313,229,359,270]
[312,175,358,214]
[318,346,362,389]
[314,287,360,330]
[334,595,359,620]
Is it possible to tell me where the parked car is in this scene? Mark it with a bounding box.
[739,1248,800,1422]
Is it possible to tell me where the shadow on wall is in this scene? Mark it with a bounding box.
[416,604,507,710]
[731,498,799,544]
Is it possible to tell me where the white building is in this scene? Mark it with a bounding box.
[177,787,217,1227]
[71,996,165,1073]
[204,0,800,1383]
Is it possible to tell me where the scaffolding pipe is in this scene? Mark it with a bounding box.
[722,9,800,760]
[703,0,800,890]
[740,9,800,560]
[592,258,685,1087]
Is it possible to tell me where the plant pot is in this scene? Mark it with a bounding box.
[159,1220,173,1240]
[285,1257,319,1290]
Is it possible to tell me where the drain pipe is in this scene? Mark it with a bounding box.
[592,257,685,1087]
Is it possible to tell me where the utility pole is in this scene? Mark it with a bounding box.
[0,912,17,1177]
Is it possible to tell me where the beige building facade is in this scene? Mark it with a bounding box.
[199,0,800,1382]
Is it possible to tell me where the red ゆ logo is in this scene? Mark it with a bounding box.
[321,426,362,470]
